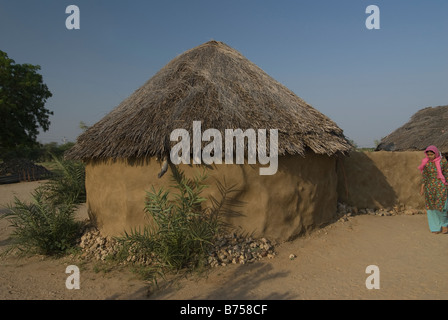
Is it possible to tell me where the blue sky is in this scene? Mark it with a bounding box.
[1,0,447,148]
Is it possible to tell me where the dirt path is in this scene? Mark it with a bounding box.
[1,181,447,300]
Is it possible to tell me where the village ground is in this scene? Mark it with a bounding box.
[0,180,447,301]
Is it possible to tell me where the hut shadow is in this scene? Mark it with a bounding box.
[337,152,398,209]
[195,262,293,300]
[0,236,13,249]
[0,207,12,215]
[122,261,293,300]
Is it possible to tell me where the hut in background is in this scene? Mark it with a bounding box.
[376,105,448,154]
[338,104,448,211]
[66,41,351,241]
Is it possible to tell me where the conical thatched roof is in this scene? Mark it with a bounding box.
[66,41,351,161]
[376,105,448,153]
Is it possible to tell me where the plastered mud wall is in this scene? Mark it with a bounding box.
[337,151,425,210]
[85,152,338,241]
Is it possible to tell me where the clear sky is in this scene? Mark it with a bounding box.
[1,0,447,148]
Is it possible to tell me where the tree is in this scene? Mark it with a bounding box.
[79,121,89,132]
[0,50,53,160]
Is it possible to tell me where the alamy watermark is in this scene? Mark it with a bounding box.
[170,121,279,175]
[64,264,380,292]
[365,5,380,30]
[365,265,380,289]
[65,265,80,290]
[65,5,80,30]
[65,5,380,31]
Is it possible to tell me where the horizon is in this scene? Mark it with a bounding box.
[1,1,447,149]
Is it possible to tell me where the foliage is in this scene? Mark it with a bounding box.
[38,156,86,205]
[1,157,86,257]
[0,50,53,160]
[1,189,84,256]
[1,144,42,162]
[0,142,76,163]
[116,168,241,281]
[38,142,76,162]
[79,121,89,132]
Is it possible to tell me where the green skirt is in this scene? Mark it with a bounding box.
[427,199,448,232]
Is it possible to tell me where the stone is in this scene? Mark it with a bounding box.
[77,227,276,268]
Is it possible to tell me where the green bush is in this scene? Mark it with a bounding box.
[1,157,87,257]
[1,190,85,256]
[38,156,86,205]
[117,168,240,278]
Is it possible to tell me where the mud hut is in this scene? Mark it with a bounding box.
[340,104,448,211]
[66,40,351,241]
[376,105,448,154]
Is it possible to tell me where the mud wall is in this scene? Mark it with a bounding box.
[337,151,425,210]
[85,152,338,241]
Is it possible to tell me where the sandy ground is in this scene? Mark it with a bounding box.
[1,180,447,300]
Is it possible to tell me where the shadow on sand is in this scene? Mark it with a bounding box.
[115,261,293,300]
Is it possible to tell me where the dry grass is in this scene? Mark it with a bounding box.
[377,105,448,153]
[66,41,351,161]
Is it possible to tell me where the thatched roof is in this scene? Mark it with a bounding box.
[376,105,448,153]
[66,40,351,161]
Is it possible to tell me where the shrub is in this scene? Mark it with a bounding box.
[1,190,85,256]
[1,157,87,257]
[116,168,240,278]
[38,156,86,205]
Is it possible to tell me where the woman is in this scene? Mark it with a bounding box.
[419,145,448,234]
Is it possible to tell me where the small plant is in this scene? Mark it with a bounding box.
[38,156,86,205]
[116,168,241,282]
[1,189,85,256]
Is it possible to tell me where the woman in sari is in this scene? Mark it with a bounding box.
[419,145,448,234]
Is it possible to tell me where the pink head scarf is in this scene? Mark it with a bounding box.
[418,145,446,185]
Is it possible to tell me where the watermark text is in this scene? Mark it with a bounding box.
[170,121,278,175]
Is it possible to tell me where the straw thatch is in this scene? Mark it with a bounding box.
[376,105,448,153]
[66,40,351,161]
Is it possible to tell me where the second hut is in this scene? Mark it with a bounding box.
[376,105,448,154]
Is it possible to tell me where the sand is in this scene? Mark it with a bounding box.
[1,180,447,300]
